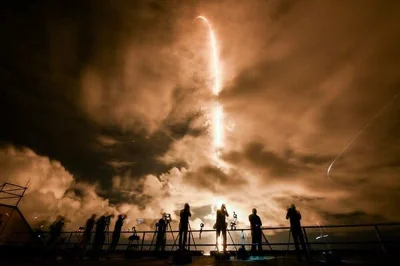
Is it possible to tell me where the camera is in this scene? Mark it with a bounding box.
[230,221,237,230]
[199,223,205,239]
[104,214,114,226]
[129,226,140,241]
[164,213,171,221]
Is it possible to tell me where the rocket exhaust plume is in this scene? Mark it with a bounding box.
[195,16,224,157]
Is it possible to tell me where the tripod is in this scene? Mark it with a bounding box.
[261,230,277,259]
[285,228,311,260]
[171,222,197,251]
[127,227,140,251]
[213,228,237,252]
[149,219,176,251]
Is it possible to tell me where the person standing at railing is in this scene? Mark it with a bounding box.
[249,208,263,254]
[286,204,310,261]
[178,203,192,250]
[215,203,229,252]
[47,215,65,249]
[92,214,107,258]
[155,214,167,252]
[108,214,126,252]
[80,214,96,250]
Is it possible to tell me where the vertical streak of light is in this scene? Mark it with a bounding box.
[195,16,224,161]
[213,102,223,149]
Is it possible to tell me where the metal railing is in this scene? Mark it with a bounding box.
[2,222,400,254]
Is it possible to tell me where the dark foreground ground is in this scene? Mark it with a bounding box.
[0,249,398,266]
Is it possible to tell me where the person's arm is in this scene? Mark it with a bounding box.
[286,210,290,220]
[259,217,262,226]
[298,211,302,220]
[189,210,192,217]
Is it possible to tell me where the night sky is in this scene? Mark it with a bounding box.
[1,0,400,232]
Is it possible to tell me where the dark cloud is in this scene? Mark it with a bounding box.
[320,210,388,224]
[185,165,247,193]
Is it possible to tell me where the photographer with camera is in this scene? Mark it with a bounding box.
[47,215,66,250]
[178,203,192,250]
[286,204,309,262]
[215,203,229,252]
[79,214,96,250]
[249,208,263,254]
[92,213,114,258]
[155,214,168,252]
[109,214,126,252]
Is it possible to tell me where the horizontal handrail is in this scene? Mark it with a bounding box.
[2,222,399,254]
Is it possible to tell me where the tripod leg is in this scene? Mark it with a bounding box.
[227,231,237,251]
[171,232,180,251]
[188,223,197,251]
[285,229,291,260]
[262,231,277,259]
[149,230,157,251]
[168,223,176,240]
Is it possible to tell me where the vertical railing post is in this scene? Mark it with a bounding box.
[140,232,146,251]
[374,225,387,253]
[66,232,73,249]
[188,229,191,251]
[302,227,312,253]
[285,228,291,260]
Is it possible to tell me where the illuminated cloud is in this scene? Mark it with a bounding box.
[1,0,400,233]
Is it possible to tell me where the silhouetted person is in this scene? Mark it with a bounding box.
[80,214,96,249]
[286,204,309,261]
[249,208,263,254]
[47,215,65,249]
[215,204,229,252]
[178,203,192,250]
[92,214,107,258]
[155,214,167,252]
[109,214,125,252]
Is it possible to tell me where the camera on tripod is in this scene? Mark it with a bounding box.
[230,221,237,230]
[129,226,140,241]
[230,211,238,230]
[199,223,204,239]
[105,215,113,226]
[164,213,171,222]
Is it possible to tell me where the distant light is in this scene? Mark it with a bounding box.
[316,234,329,240]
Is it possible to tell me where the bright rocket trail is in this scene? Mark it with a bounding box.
[327,92,400,184]
[195,16,220,96]
[195,16,224,153]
